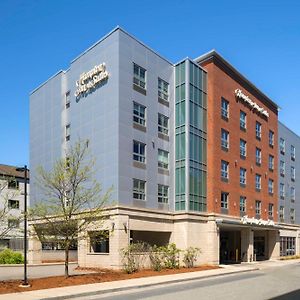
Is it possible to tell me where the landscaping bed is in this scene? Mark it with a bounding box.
[0,265,219,294]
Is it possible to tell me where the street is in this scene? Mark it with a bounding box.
[77,262,300,300]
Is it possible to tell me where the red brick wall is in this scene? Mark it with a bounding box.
[200,60,278,221]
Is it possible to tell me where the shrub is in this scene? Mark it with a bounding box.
[161,243,181,269]
[121,242,150,274]
[0,249,24,264]
[149,245,164,271]
[183,247,201,268]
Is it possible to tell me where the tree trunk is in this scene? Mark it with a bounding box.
[65,246,69,278]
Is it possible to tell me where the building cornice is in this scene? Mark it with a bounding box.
[195,50,280,114]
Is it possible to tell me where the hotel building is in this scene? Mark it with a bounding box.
[29,27,300,268]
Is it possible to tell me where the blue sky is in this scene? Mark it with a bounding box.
[0,0,300,166]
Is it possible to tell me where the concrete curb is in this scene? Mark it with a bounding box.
[41,267,260,300]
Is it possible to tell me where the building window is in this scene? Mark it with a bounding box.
[158,113,169,136]
[280,138,285,154]
[279,206,284,221]
[7,179,19,190]
[89,231,109,253]
[221,160,229,179]
[133,63,146,89]
[255,121,261,139]
[269,130,274,147]
[240,111,246,130]
[65,124,70,141]
[280,183,285,198]
[290,208,295,223]
[240,196,246,213]
[133,140,146,163]
[255,200,261,215]
[280,160,285,176]
[221,98,229,119]
[221,129,229,149]
[290,187,295,202]
[158,149,169,169]
[8,199,19,209]
[256,147,262,165]
[65,91,70,109]
[158,184,169,203]
[221,192,229,209]
[255,174,261,190]
[8,219,20,228]
[268,203,274,218]
[240,168,246,185]
[133,179,146,201]
[133,102,146,126]
[280,236,295,256]
[240,139,247,157]
[268,179,274,194]
[269,155,274,170]
[158,78,169,101]
[291,145,296,160]
[291,166,296,181]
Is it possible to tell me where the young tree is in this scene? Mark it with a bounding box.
[30,140,112,277]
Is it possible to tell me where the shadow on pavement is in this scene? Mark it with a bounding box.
[270,289,300,300]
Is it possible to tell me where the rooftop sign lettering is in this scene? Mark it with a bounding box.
[75,63,109,98]
[235,89,269,118]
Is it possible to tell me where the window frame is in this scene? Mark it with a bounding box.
[133,140,146,163]
[158,113,169,136]
[158,149,169,170]
[133,102,146,126]
[221,192,229,209]
[240,168,246,185]
[221,129,229,149]
[133,178,146,201]
[158,78,169,101]
[255,174,261,190]
[240,110,246,129]
[221,98,229,119]
[133,63,146,90]
[240,139,247,157]
[221,160,229,179]
[158,184,169,203]
[255,121,262,139]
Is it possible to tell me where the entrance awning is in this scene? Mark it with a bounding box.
[216,217,283,231]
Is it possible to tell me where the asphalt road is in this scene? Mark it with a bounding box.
[77,262,300,300]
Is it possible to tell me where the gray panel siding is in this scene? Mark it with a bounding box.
[118,31,174,210]
[278,122,300,224]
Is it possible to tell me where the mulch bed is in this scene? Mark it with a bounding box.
[0,265,219,295]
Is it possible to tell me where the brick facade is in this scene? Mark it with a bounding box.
[198,53,278,222]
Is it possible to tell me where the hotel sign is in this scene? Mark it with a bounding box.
[75,63,109,98]
[241,215,275,227]
[235,89,269,118]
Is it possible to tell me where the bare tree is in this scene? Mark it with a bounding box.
[30,140,112,277]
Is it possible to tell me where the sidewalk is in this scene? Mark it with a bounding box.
[0,264,259,300]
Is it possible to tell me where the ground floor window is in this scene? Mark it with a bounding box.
[89,231,109,253]
[280,236,296,256]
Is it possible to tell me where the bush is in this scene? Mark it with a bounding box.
[0,249,24,264]
[183,247,201,268]
[161,243,181,269]
[121,242,150,274]
[149,245,164,271]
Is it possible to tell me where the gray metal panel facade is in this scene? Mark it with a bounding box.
[278,122,300,224]
[30,28,174,211]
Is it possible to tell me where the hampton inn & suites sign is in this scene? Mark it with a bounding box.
[235,89,269,118]
[75,63,109,98]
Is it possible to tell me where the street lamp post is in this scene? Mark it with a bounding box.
[16,165,30,287]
